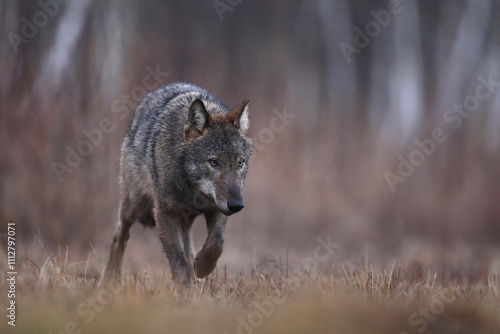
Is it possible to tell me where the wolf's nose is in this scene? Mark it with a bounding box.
[227,200,244,213]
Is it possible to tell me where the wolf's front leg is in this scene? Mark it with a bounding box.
[155,207,194,287]
[194,211,228,278]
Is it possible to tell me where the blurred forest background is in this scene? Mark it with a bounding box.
[1,0,500,273]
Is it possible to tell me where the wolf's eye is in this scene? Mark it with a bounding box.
[209,159,219,167]
[237,159,245,168]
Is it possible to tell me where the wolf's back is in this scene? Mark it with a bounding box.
[125,83,204,148]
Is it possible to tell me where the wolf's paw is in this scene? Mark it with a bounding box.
[193,256,218,278]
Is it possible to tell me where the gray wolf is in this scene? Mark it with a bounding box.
[103,82,253,288]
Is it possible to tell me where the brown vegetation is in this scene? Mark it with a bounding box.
[1,1,500,332]
[0,243,498,334]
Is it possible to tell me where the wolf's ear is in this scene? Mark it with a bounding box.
[185,99,210,140]
[228,99,249,134]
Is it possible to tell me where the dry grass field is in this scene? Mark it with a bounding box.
[1,241,499,334]
[2,2,500,334]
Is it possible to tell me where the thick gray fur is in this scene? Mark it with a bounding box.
[104,82,253,288]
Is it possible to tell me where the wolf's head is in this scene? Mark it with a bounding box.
[182,98,253,216]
